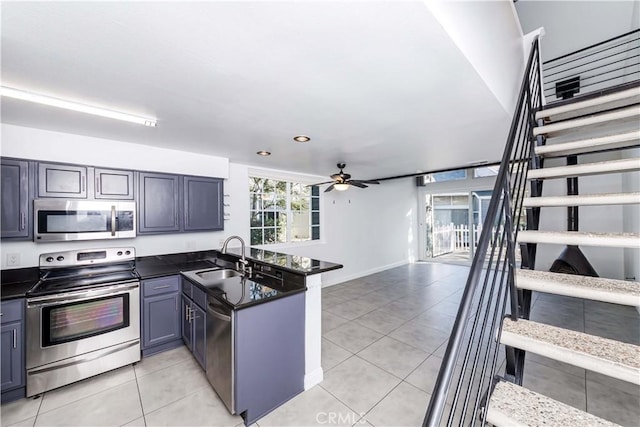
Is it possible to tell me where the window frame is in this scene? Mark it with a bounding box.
[248,174,322,247]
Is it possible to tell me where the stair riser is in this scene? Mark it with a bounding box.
[517,232,640,249]
[535,131,640,157]
[522,193,640,207]
[527,158,640,180]
[536,86,640,122]
[500,330,639,385]
[533,107,640,138]
[515,278,640,307]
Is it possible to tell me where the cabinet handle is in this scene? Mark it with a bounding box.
[96,177,101,194]
[13,329,17,349]
[81,176,85,192]
[153,285,171,290]
[20,212,26,230]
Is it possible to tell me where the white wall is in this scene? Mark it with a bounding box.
[0,124,419,287]
[424,0,525,114]
[276,177,419,287]
[516,0,639,61]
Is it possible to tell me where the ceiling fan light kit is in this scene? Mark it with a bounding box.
[311,162,380,192]
[0,86,158,127]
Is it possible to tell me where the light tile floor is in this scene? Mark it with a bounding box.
[2,262,638,427]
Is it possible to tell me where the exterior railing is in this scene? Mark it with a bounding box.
[422,37,542,426]
[543,29,639,102]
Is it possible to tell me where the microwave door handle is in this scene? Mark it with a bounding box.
[111,205,116,236]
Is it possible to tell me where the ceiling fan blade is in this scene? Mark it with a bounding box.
[307,181,335,186]
[354,179,380,185]
[324,183,336,193]
[349,181,368,188]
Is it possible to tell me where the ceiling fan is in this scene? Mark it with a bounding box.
[310,163,380,192]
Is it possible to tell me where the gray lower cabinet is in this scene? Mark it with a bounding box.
[141,276,182,357]
[1,299,25,403]
[38,162,87,198]
[181,279,206,370]
[1,159,30,239]
[94,168,135,200]
[138,172,180,233]
[234,292,305,425]
[183,176,223,231]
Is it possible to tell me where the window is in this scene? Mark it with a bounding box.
[249,177,320,245]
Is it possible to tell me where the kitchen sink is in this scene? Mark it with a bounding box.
[195,268,242,282]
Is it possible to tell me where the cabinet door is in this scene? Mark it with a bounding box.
[1,322,23,392]
[142,293,180,350]
[181,295,193,352]
[38,163,87,198]
[1,159,29,239]
[138,172,180,233]
[94,168,134,200]
[192,303,206,370]
[183,176,224,231]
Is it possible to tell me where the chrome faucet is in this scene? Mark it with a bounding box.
[221,235,252,277]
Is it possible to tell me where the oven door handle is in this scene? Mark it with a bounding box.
[111,205,117,236]
[27,282,139,307]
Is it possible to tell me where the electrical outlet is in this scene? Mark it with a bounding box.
[219,238,226,247]
[6,253,20,267]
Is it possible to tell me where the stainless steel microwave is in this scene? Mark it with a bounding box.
[34,200,136,242]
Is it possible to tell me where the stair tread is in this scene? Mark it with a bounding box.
[536,86,640,122]
[501,318,640,384]
[534,130,640,157]
[522,192,640,207]
[487,380,620,427]
[533,105,640,137]
[517,230,640,249]
[527,158,640,180]
[516,269,640,306]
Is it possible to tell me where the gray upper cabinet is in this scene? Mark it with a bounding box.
[138,172,180,233]
[1,159,30,239]
[38,162,87,198]
[94,168,134,200]
[183,176,223,231]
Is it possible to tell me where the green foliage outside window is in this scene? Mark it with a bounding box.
[249,177,320,245]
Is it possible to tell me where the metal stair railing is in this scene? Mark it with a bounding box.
[422,37,543,427]
[543,29,640,102]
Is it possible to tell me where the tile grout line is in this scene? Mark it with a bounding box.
[133,364,148,427]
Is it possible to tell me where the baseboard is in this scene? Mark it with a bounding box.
[304,367,324,390]
[321,259,410,288]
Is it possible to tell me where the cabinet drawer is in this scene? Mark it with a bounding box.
[192,285,207,310]
[1,299,24,324]
[143,276,180,297]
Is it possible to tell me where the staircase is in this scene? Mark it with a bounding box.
[486,85,640,426]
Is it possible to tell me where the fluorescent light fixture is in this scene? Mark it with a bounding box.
[334,183,349,191]
[0,86,157,127]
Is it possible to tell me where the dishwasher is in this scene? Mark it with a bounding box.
[206,294,234,414]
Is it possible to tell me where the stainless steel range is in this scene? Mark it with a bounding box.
[25,247,140,397]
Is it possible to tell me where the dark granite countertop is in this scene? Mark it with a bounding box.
[1,267,39,301]
[182,269,305,310]
[223,247,343,276]
[1,247,342,299]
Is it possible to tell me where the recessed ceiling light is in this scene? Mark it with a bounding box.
[0,86,157,127]
[256,151,271,156]
[293,135,311,142]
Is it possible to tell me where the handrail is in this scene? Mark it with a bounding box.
[422,37,542,427]
[544,29,639,64]
[542,29,639,102]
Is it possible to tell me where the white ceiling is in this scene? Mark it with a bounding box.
[1,1,512,181]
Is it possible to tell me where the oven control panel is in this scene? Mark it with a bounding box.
[39,247,136,268]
